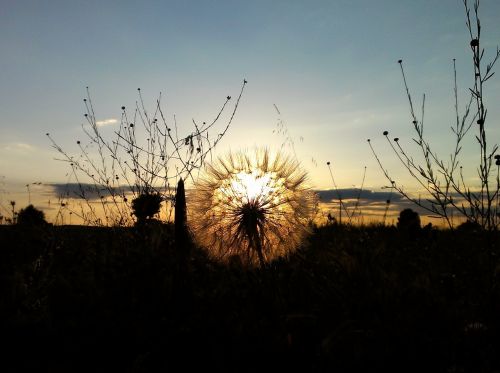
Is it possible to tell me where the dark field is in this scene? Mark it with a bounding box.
[1,223,499,372]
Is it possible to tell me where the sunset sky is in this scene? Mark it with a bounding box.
[1,0,500,224]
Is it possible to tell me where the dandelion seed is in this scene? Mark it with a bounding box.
[394,138,399,142]
[383,131,389,136]
[496,159,500,166]
[398,59,403,64]
[121,106,126,110]
[189,149,317,267]
[470,39,479,47]
[477,119,484,125]
[77,141,81,145]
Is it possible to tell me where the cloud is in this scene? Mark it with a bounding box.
[95,118,118,127]
[48,183,174,201]
[3,142,35,152]
[316,188,402,203]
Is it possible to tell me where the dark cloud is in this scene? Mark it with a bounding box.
[48,183,174,201]
[316,188,402,203]
[48,183,128,200]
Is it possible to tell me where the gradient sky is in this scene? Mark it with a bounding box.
[1,0,500,216]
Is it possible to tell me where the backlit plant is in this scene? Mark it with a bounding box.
[188,149,317,267]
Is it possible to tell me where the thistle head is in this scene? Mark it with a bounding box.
[189,148,317,267]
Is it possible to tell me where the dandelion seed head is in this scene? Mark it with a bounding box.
[189,149,317,267]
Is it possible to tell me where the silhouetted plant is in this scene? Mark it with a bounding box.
[131,192,163,224]
[189,148,317,267]
[381,181,395,226]
[397,208,421,233]
[9,201,16,224]
[16,204,47,226]
[369,0,500,230]
[326,162,367,225]
[174,178,190,260]
[47,80,247,226]
[456,219,482,233]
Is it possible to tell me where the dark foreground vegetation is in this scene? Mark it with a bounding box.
[1,223,499,372]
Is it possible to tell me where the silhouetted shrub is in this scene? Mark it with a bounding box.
[397,208,421,232]
[132,193,163,224]
[16,204,47,226]
[456,220,482,233]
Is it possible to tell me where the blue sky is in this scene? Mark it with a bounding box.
[1,0,500,219]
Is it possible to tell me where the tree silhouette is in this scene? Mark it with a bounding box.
[397,208,421,233]
[16,204,47,226]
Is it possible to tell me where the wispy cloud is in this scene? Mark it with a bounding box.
[95,118,118,127]
[3,142,35,153]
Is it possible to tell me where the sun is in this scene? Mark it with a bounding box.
[229,171,274,202]
[188,149,317,267]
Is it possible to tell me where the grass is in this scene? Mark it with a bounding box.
[1,223,499,372]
